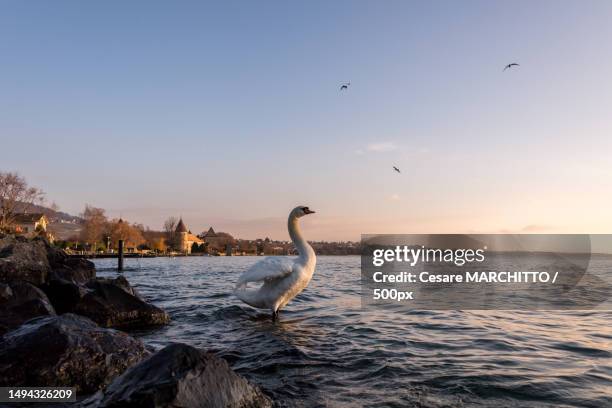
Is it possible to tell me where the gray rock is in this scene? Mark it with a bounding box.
[88,276,143,300]
[81,343,273,408]
[42,276,169,329]
[0,235,95,286]
[75,276,169,329]
[40,278,88,314]
[45,242,95,284]
[0,235,50,285]
[0,281,56,335]
[0,314,150,393]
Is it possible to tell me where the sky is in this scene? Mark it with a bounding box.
[2,1,612,241]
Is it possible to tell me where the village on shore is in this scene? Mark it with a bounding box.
[0,172,360,257]
[10,205,361,257]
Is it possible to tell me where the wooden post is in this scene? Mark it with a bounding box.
[118,239,124,271]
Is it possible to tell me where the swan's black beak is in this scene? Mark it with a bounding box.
[304,208,316,214]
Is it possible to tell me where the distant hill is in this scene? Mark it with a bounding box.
[48,221,83,240]
[15,202,83,240]
[14,202,82,224]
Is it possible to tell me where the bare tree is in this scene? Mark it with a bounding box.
[163,216,178,251]
[163,216,178,234]
[80,205,108,252]
[0,171,45,231]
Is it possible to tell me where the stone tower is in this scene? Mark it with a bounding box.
[175,218,188,252]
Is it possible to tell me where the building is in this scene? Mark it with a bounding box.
[198,227,225,245]
[13,213,49,237]
[176,218,204,254]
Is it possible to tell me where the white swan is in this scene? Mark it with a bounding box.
[234,206,317,320]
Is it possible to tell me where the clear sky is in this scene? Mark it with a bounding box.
[2,1,612,241]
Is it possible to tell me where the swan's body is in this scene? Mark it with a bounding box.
[234,206,317,319]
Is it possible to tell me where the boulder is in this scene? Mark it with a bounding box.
[40,278,88,314]
[89,276,143,300]
[81,343,273,408]
[41,276,168,329]
[0,235,50,285]
[45,242,95,284]
[0,235,95,286]
[0,314,150,393]
[75,277,169,329]
[0,281,56,335]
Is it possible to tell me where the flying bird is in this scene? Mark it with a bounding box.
[503,63,520,71]
[234,206,317,321]
[393,166,401,173]
[340,82,350,91]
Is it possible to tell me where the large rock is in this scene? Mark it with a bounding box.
[81,343,273,408]
[40,278,88,314]
[0,314,150,393]
[76,277,169,329]
[42,276,169,329]
[45,242,95,284]
[0,281,56,334]
[0,235,95,286]
[0,235,50,285]
[91,276,143,299]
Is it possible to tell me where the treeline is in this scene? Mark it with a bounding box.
[65,207,237,254]
[230,238,362,256]
[62,205,153,252]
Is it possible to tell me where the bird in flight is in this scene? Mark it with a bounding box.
[503,63,520,71]
[339,82,351,91]
[393,166,401,173]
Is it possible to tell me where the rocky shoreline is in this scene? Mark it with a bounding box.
[0,234,272,407]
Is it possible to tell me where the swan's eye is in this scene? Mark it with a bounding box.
[303,207,308,212]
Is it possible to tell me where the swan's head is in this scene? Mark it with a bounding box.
[291,206,316,219]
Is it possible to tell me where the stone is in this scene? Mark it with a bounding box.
[40,278,88,314]
[0,314,150,393]
[45,242,95,284]
[75,277,169,329]
[0,281,56,335]
[0,235,50,285]
[88,276,143,300]
[81,343,273,408]
[41,276,169,329]
[0,235,94,286]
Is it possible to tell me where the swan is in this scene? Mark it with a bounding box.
[234,206,317,320]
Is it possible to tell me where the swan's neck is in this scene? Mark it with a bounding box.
[288,216,315,262]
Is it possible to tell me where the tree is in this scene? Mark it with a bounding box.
[0,172,45,231]
[163,216,179,250]
[108,219,145,249]
[80,205,108,251]
[207,231,236,252]
[149,237,167,253]
[237,239,256,254]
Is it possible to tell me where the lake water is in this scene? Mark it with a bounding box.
[93,256,611,408]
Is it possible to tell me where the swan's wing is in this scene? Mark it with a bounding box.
[236,257,295,287]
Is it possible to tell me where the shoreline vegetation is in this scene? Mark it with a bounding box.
[0,233,274,406]
[65,240,362,258]
[0,172,361,257]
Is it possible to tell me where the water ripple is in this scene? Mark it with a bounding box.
[93,256,612,408]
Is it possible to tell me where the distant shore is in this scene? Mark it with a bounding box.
[70,252,360,259]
